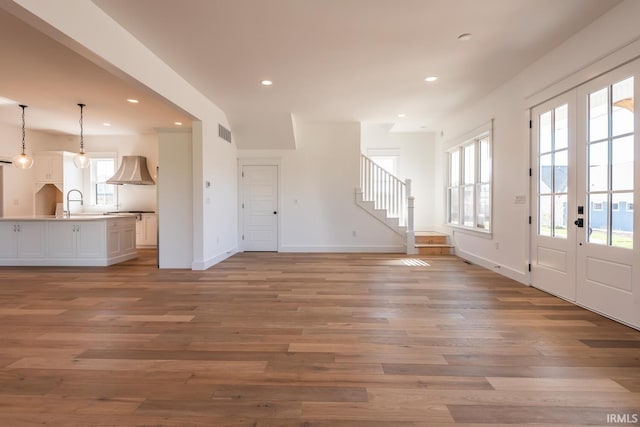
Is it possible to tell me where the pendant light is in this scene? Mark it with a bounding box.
[73,103,89,168]
[12,104,34,169]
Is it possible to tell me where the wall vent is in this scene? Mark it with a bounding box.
[218,124,232,143]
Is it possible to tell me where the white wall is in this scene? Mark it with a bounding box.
[239,121,403,252]
[436,0,640,284]
[0,123,49,216]
[361,123,437,231]
[158,129,192,268]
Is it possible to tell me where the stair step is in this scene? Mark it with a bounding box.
[415,244,454,255]
[415,231,449,245]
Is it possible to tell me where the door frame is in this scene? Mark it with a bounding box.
[238,157,282,252]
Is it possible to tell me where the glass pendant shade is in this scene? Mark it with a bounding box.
[73,152,90,168]
[74,103,89,169]
[13,104,33,169]
[13,152,34,169]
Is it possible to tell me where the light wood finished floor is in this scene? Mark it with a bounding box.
[0,251,639,426]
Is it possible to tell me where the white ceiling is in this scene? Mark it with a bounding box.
[0,0,623,146]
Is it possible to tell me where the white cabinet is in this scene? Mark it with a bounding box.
[35,153,64,183]
[0,222,46,258]
[0,217,136,266]
[48,221,105,259]
[136,213,157,247]
[108,217,136,258]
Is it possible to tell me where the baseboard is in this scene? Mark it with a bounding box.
[455,248,530,285]
[192,246,239,270]
[279,245,404,253]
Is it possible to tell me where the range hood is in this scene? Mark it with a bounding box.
[107,156,155,185]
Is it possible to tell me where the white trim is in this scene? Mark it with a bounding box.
[280,245,404,253]
[192,246,238,270]
[455,246,530,285]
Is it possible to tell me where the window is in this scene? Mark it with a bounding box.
[85,154,117,208]
[447,125,492,233]
[587,76,634,248]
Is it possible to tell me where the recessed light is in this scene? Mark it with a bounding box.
[260,80,273,86]
[174,122,183,126]
[127,98,139,104]
[103,122,111,127]
[397,113,406,118]
[425,76,438,82]
[458,33,472,41]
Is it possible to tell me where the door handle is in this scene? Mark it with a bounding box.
[574,218,584,228]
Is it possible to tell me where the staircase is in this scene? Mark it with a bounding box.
[356,154,453,255]
[356,154,417,254]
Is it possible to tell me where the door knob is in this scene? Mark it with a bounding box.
[574,218,584,228]
[273,211,278,215]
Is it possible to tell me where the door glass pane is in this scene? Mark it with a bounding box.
[539,195,552,237]
[554,149,568,193]
[464,144,475,184]
[589,88,608,142]
[588,194,608,245]
[612,135,634,192]
[611,193,633,249]
[554,194,568,239]
[450,151,460,186]
[539,111,552,153]
[612,77,634,137]
[555,104,569,150]
[463,186,474,227]
[477,183,490,230]
[479,138,491,183]
[589,142,608,192]
[539,153,553,193]
[448,188,459,225]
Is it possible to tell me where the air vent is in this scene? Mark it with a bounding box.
[218,124,232,143]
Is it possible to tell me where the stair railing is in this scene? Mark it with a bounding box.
[360,155,415,252]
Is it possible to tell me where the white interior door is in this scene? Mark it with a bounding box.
[241,165,278,251]
[531,92,577,301]
[575,63,639,329]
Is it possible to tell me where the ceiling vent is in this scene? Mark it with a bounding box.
[218,124,232,143]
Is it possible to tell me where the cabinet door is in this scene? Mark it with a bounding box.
[35,154,63,183]
[0,223,18,257]
[16,222,46,258]
[76,222,105,259]
[144,214,158,246]
[34,155,54,182]
[48,222,76,258]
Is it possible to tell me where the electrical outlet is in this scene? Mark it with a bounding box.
[352,230,357,237]
[495,242,500,250]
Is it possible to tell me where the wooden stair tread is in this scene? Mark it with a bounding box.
[415,243,454,248]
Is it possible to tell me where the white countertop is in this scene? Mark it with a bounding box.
[0,214,136,221]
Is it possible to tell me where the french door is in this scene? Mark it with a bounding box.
[531,60,639,329]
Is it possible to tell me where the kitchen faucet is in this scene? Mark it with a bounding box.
[66,189,83,218]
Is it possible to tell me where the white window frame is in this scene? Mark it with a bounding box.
[446,121,493,235]
[82,152,118,212]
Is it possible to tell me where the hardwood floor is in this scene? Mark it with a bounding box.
[0,251,638,426]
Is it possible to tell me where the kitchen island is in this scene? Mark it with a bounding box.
[0,215,137,266]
